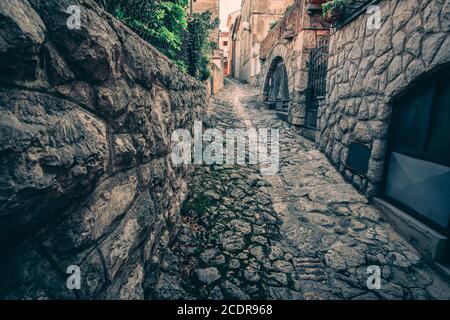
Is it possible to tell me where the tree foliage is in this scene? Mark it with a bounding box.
[184,11,220,81]
[95,0,218,81]
[322,0,348,17]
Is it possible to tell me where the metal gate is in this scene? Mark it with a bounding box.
[305,38,329,129]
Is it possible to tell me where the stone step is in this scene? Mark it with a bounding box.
[296,267,325,275]
[293,257,322,264]
[294,261,323,268]
[297,274,327,281]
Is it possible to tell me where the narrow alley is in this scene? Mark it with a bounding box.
[147,80,450,300]
[2,0,450,304]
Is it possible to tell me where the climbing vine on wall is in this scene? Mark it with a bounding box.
[95,0,187,62]
[95,0,218,81]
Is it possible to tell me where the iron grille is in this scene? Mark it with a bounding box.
[305,37,329,129]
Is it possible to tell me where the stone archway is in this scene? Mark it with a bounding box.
[262,56,290,110]
[260,43,290,95]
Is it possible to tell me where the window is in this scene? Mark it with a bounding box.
[223,41,228,46]
[425,80,450,160]
[391,73,450,167]
[385,71,450,236]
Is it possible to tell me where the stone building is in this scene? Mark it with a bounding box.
[237,0,295,84]
[259,0,329,140]
[210,49,225,94]
[228,10,242,79]
[219,31,230,75]
[314,0,450,262]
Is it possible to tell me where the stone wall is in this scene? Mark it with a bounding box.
[259,0,328,127]
[210,62,225,95]
[316,0,450,197]
[0,0,205,299]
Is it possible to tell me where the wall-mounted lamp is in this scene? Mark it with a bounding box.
[242,21,251,32]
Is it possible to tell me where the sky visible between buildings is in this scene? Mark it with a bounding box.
[220,0,241,31]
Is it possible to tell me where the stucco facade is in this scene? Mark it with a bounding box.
[228,11,242,79]
[220,31,230,75]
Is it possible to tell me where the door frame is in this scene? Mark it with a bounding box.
[381,72,450,261]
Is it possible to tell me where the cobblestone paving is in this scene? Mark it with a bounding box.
[149,80,450,300]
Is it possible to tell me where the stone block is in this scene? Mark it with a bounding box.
[0,0,46,83]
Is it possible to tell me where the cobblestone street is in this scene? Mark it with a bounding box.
[149,80,450,300]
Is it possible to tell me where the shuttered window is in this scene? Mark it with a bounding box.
[391,74,450,167]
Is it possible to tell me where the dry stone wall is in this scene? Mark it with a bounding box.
[0,0,205,299]
[316,0,450,197]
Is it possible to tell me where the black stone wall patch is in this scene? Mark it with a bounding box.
[346,141,371,176]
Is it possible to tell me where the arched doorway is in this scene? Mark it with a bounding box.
[263,57,290,111]
[383,70,450,261]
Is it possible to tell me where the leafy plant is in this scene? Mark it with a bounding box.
[95,0,218,81]
[183,11,220,81]
[322,0,348,17]
[95,0,188,67]
[269,20,279,31]
[284,5,293,13]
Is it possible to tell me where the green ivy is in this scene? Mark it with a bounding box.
[269,20,278,31]
[322,0,348,17]
[96,1,187,60]
[95,0,218,81]
[183,11,220,81]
